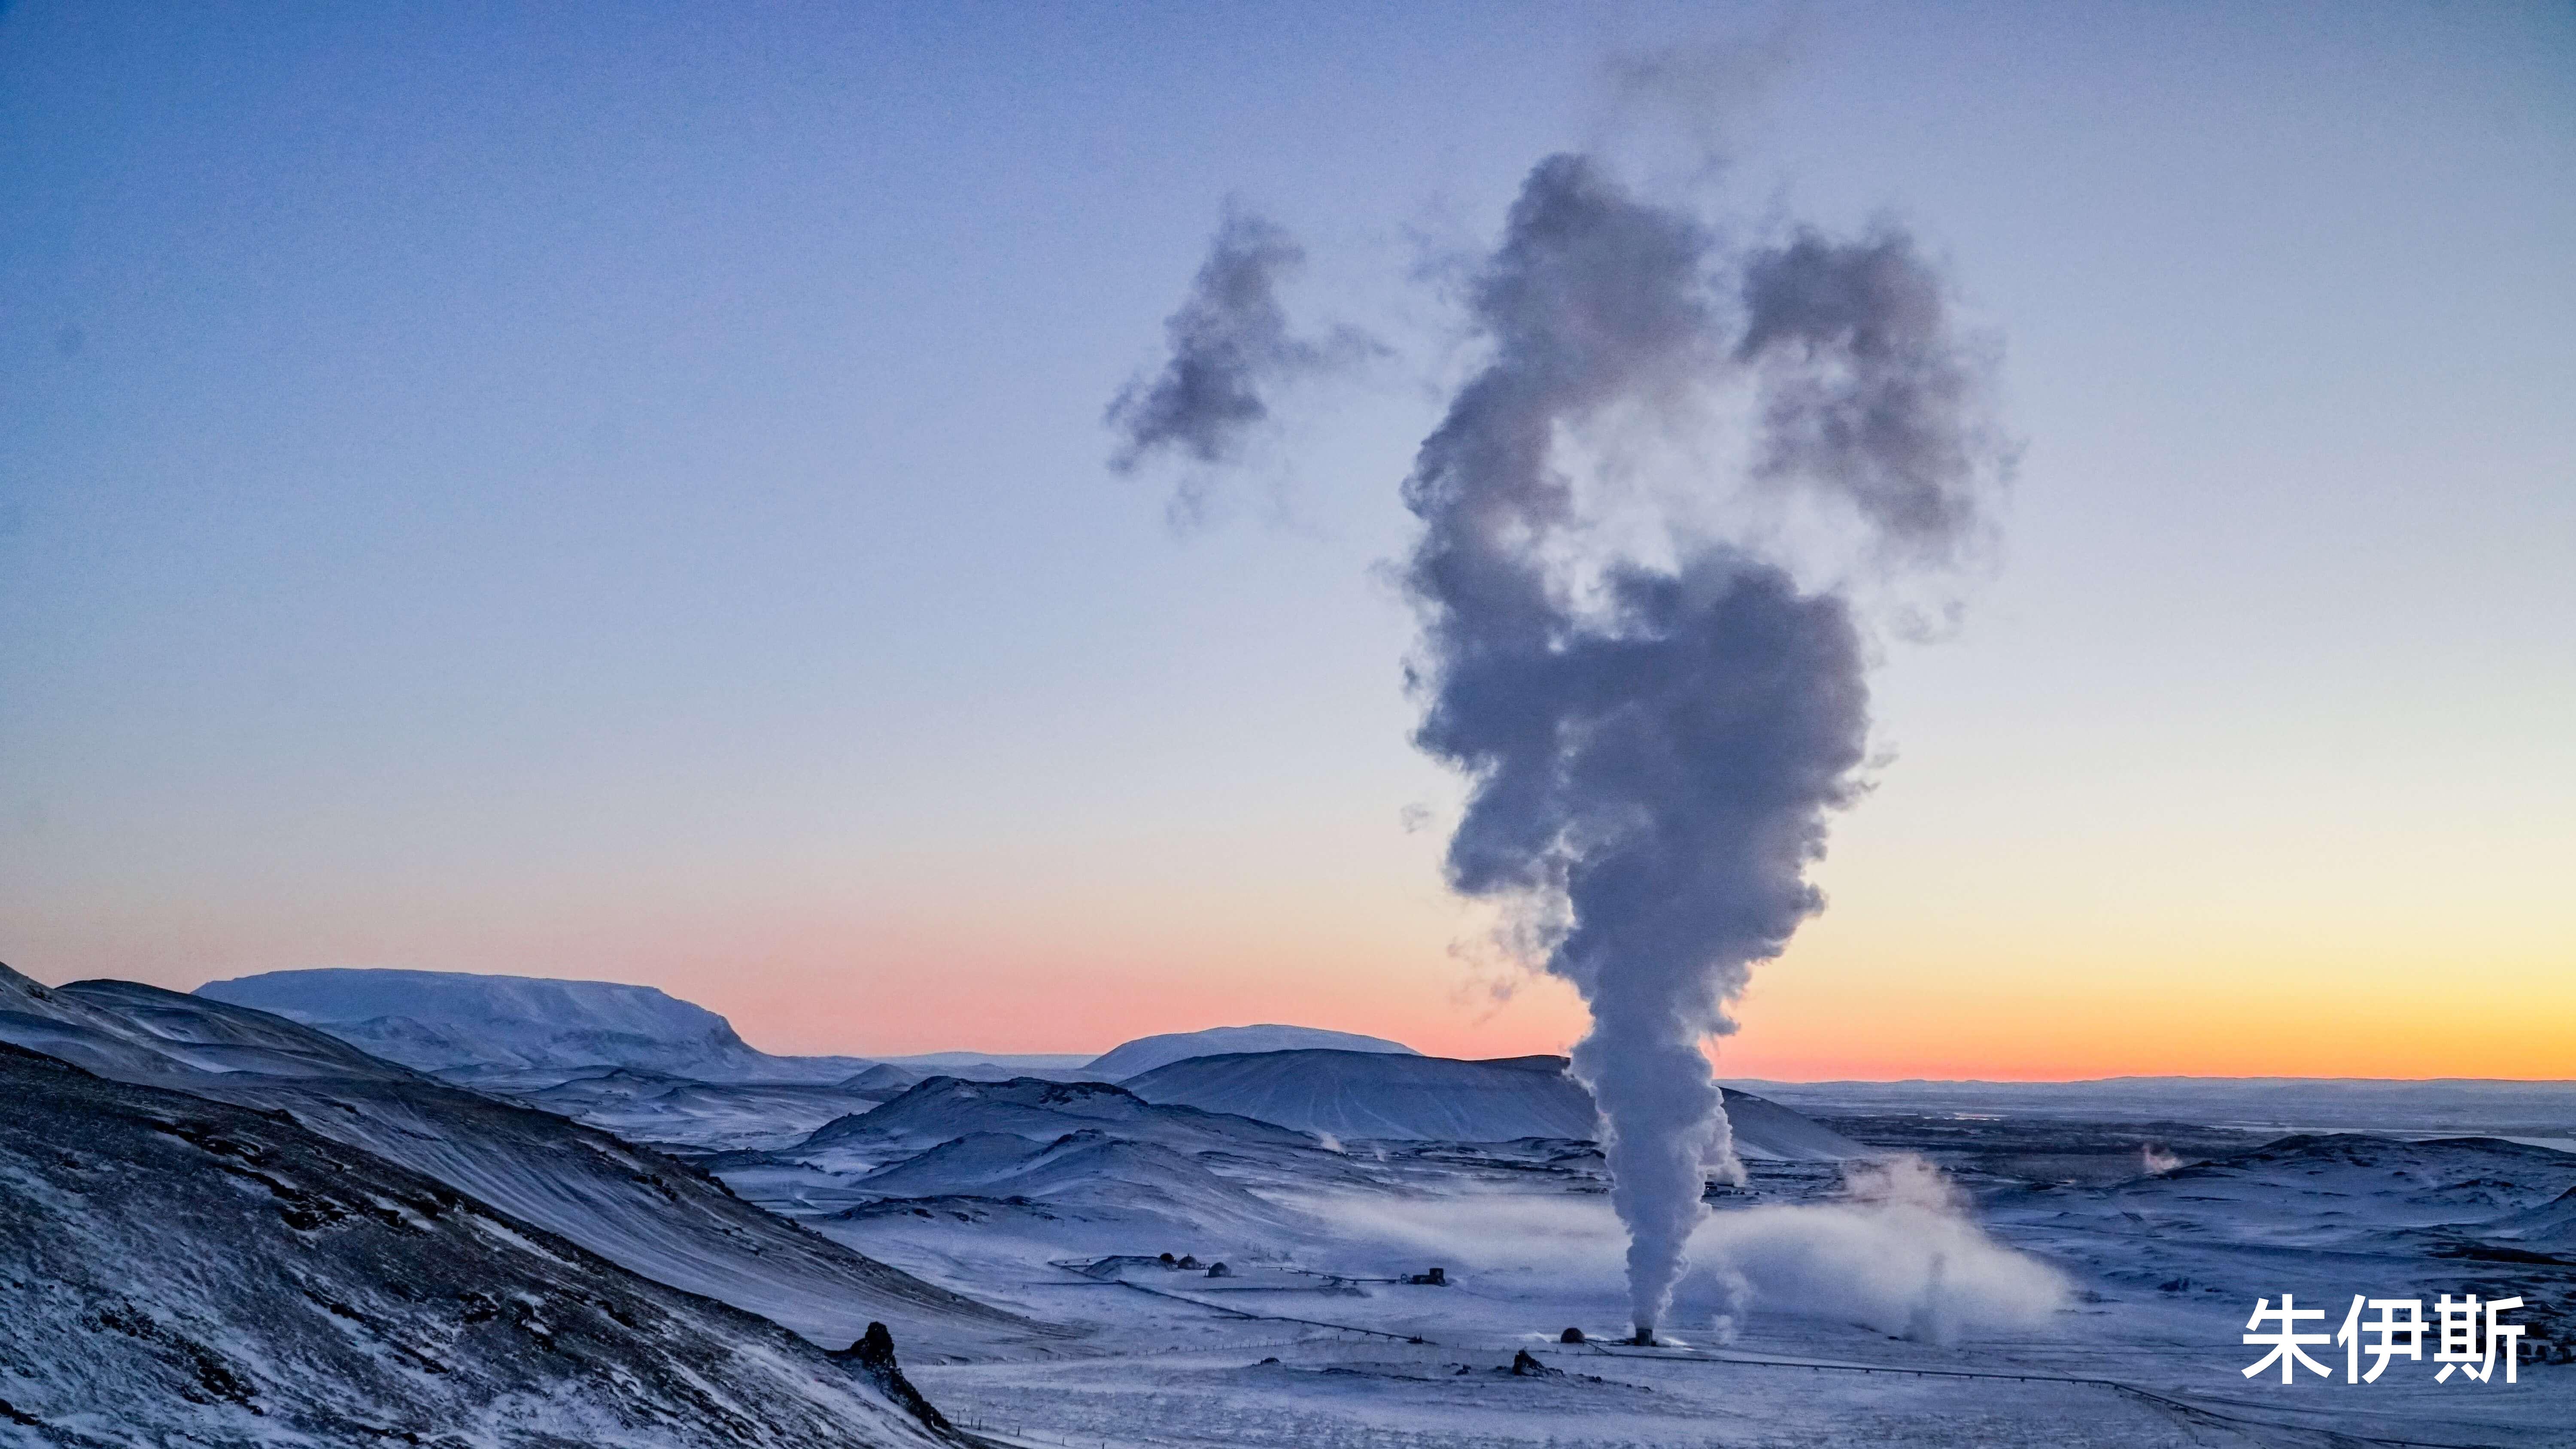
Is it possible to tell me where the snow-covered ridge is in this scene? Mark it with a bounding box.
[1124,1048,1868,1158]
[0,1041,957,1447]
[1,962,1053,1360]
[701,1072,1376,1246]
[802,1074,1317,1159]
[1085,1024,1418,1080]
[195,966,870,1081]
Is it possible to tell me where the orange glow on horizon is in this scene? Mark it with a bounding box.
[60,881,2567,1083]
[640,927,2576,1081]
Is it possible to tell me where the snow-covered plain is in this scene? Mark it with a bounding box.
[7,963,2573,1447]
[724,1079,2576,1448]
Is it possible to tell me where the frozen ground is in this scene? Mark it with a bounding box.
[9,965,2570,1446]
[840,1139,2576,1449]
[696,1073,2576,1447]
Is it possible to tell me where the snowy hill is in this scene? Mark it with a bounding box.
[195,966,870,1082]
[5,964,422,1085]
[845,1061,930,1092]
[800,1075,1315,1161]
[848,1128,1293,1236]
[2493,1183,2576,1251]
[1124,1050,1590,1139]
[1,963,1052,1359]
[0,1041,955,1447]
[1713,1088,1880,1163]
[703,1075,1359,1252]
[1124,1048,1868,1158]
[1087,1024,1417,1081]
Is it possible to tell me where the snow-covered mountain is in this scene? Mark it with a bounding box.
[847,1127,1292,1236]
[1123,1050,1588,1140]
[195,966,872,1082]
[1708,1088,1877,1162]
[702,1075,1361,1251]
[0,963,1052,1361]
[1087,1024,1417,1081]
[1123,1048,1867,1158]
[0,1040,956,1447]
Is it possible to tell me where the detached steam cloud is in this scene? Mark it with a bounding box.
[1401,155,2004,1339]
[1107,206,1370,513]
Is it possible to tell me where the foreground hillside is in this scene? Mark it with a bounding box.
[0,964,1051,1361]
[0,1043,952,1448]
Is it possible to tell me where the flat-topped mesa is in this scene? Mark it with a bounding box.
[193,967,871,1082]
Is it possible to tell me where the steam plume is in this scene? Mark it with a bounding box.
[1402,154,2000,1338]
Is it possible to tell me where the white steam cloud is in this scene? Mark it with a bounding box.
[1107,105,2009,1343]
[1399,155,2007,1338]
[1294,1155,2065,1344]
[1686,1156,2068,1343]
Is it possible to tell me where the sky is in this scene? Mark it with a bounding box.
[3,2,2570,1078]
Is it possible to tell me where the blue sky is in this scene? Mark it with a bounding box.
[3,2,2570,1071]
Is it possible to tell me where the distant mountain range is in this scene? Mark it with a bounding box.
[188,968,1432,1091]
[167,969,1876,1160]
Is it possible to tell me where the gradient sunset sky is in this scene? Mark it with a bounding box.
[4,3,2570,1078]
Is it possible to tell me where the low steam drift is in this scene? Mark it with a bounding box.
[1106,205,1373,522]
[1402,155,2004,1338]
[1296,1156,2066,1345]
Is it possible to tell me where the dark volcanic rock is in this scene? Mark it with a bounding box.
[832,1322,958,1438]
